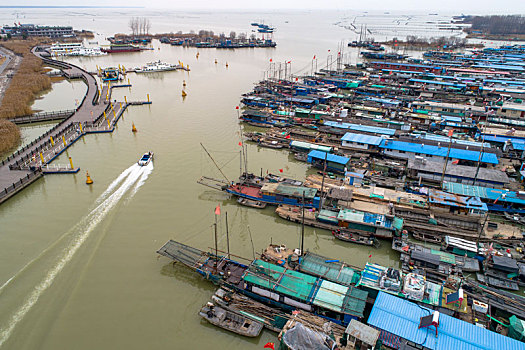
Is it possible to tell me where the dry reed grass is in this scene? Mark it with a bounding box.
[0,119,21,154]
[0,39,51,119]
[0,39,50,154]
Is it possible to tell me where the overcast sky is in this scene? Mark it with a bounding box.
[2,0,525,13]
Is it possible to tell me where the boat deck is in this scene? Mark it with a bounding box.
[230,185,262,199]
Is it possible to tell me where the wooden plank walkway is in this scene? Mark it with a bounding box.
[0,47,151,205]
[8,109,76,125]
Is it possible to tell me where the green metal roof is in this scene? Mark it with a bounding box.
[261,183,318,199]
[243,259,367,317]
[430,249,456,264]
[299,252,360,286]
[337,209,365,223]
[243,259,318,301]
[313,280,348,312]
[290,140,332,153]
[316,209,339,224]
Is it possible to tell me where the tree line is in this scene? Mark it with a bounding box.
[128,17,151,36]
[468,15,525,35]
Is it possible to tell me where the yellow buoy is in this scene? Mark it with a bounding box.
[183,80,186,87]
[182,90,187,97]
[86,171,93,185]
[132,122,137,133]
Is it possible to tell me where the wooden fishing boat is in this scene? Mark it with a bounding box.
[477,273,519,291]
[332,229,381,248]
[199,303,264,337]
[237,197,267,209]
[258,140,284,149]
[212,288,286,333]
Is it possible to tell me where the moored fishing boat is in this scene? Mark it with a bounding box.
[199,303,264,337]
[237,197,267,209]
[156,240,368,326]
[332,229,381,247]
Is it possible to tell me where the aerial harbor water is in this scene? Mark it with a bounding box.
[0,7,525,350]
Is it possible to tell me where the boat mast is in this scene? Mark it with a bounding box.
[200,142,230,184]
[214,221,218,272]
[440,133,453,186]
[301,191,305,256]
[226,212,230,260]
[319,152,327,212]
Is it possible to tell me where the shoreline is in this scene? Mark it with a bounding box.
[0,39,52,154]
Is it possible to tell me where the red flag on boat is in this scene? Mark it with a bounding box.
[328,49,331,52]
[313,55,316,59]
[279,169,283,173]
[238,142,242,146]
[215,205,221,215]
[269,58,272,62]
[263,343,275,350]
[285,134,290,139]
[452,159,459,165]
[287,61,291,64]
[368,254,372,258]
[235,106,239,110]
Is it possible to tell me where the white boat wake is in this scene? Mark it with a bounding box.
[0,162,153,348]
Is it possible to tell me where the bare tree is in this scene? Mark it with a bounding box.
[229,31,236,39]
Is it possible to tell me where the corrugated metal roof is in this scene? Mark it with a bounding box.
[243,259,317,301]
[341,132,383,146]
[299,252,360,286]
[443,182,525,205]
[368,291,525,350]
[380,140,499,164]
[307,150,350,165]
[337,209,393,228]
[290,140,332,153]
[313,280,348,312]
[260,183,317,199]
[346,319,380,345]
[323,121,396,136]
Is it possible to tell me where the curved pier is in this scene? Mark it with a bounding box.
[0,47,150,204]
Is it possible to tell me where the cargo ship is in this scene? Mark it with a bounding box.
[101,44,143,53]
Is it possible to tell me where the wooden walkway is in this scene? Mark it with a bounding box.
[8,109,76,124]
[0,47,151,205]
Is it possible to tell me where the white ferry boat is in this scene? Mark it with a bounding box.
[67,47,107,57]
[50,43,106,57]
[49,42,83,55]
[134,61,180,73]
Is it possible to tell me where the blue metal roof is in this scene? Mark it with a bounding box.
[412,133,491,148]
[443,182,525,206]
[368,292,524,350]
[482,134,525,144]
[341,132,383,146]
[379,140,499,164]
[307,150,350,165]
[410,78,466,88]
[323,121,396,136]
[441,115,462,123]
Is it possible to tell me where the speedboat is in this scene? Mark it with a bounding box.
[138,151,153,166]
